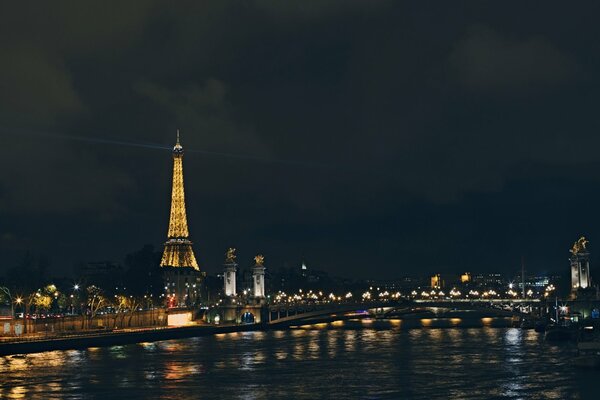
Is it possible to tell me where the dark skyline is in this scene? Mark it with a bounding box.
[1,2,600,279]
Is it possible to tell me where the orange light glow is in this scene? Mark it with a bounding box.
[167,312,192,326]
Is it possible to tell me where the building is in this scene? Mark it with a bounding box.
[472,273,504,288]
[160,131,202,307]
[460,272,471,284]
[431,274,444,289]
[570,236,591,292]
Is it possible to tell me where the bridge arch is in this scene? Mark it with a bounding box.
[241,312,255,324]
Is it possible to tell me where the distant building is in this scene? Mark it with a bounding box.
[526,276,549,288]
[431,274,444,289]
[460,272,471,284]
[382,277,427,291]
[472,273,504,288]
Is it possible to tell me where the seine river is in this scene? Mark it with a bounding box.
[0,318,596,399]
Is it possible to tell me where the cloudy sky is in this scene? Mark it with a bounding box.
[1,1,599,279]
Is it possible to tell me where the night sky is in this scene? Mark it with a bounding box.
[1,2,600,279]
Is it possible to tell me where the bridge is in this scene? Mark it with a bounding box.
[266,298,541,326]
[267,300,398,326]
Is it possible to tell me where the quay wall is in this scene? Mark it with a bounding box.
[0,323,260,356]
[0,309,168,337]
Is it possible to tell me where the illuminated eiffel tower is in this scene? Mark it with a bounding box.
[160,130,199,270]
[161,131,201,307]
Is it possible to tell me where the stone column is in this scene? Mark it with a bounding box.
[252,255,266,299]
[224,262,237,296]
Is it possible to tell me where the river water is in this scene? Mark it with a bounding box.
[0,318,597,399]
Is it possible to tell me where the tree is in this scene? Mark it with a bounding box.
[34,293,53,312]
[33,284,59,313]
[111,294,144,328]
[85,286,107,329]
[56,293,68,312]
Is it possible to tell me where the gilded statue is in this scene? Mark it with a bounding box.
[254,254,265,266]
[225,247,237,263]
[570,236,589,254]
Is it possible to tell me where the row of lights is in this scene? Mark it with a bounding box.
[272,289,405,304]
[409,284,554,300]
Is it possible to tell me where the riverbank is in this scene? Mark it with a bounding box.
[0,314,529,356]
[0,323,260,356]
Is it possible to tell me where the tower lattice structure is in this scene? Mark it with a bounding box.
[160,131,199,270]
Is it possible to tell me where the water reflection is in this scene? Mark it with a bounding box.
[327,330,338,358]
[0,320,594,399]
[344,329,357,352]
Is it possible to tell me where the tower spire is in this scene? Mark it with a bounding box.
[160,130,199,270]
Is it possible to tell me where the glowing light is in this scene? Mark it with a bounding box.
[167,312,192,326]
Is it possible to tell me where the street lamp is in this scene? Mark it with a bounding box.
[15,297,22,317]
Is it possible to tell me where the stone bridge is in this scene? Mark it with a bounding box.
[266,298,542,326]
[267,300,402,326]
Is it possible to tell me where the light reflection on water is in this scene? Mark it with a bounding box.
[0,320,597,399]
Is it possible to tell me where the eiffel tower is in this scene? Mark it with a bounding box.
[160,130,199,270]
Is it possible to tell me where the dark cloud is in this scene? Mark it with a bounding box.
[449,25,579,91]
[0,46,84,125]
[0,2,599,279]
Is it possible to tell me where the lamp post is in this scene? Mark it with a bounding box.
[71,284,80,315]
